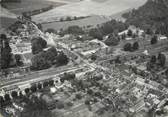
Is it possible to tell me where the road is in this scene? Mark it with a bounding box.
[0,65,80,86]
[0,65,86,90]
[0,16,101,92]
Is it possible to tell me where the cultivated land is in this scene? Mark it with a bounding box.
[1,0,65,15]
[42,15,110,31]
[0,5,17,32]
[41,9,131,31]
[32,0,147,23]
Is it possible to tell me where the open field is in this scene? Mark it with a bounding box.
[47,0,81,3]
[41,8,130,31]
[42,15,110,31]
[2,0,65,15]
[0,5,17,32]
[32,0,147,23]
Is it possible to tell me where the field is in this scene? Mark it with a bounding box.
[32,0,147,23]
[42,15,110,31]
[0,5,17,32]
[2,0,65,15]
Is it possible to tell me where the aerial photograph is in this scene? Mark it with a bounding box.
[1,0,168,117]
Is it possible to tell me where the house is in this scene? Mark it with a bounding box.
[118,25,144,37]
[158,35,168,41]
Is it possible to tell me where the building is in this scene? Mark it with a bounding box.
[158,35,168,41]
[118,25,144,37]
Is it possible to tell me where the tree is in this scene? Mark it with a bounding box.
[4,94,11,102]
[66,16,71,21]
[87,89,93,95]
[21,96,53,117]
[31,52,52,70]
[127,29,133,37]
[31,37,47,54]
[63,73,75,81]
[57,101,64,109]
[121,33,126,40]
[60,17,64,22]
[45,47,57,62]
[89,28,103,40]
[15,54,23,66]
[158,53,162,60]
[115,56,121,64]
[100,19,128,35]
[165,69,168,78]
[37,23,43,31]
[45,28,56,33]
[30,85,37,92]
[65,25,84,35]
[123,43,132,51]
[132,42,139,50]
[150,55,157,63]
[43,81,49,88]
[74,16,77,20]
[158,53,166,67]
[48,80,54,86]
[90,54,97,61]
[66,102,73,107]
[147,61,153,71]
[104,34,119,46]
[31,46,58,70]
[56,52,69,66]
[94,92,102,98]
[11,91,18,98]
[93,74,103,81]
[38,83,42,90]
[1,34,12,69]
[85,99,90,105]
[146,28,153,35]
[151,35,158,45]
[75,93,82,100]
[22,12,31,20]
[122,0,168,37]
[25,88,30,94]
[0,96,5,107]
[1,47,12,69]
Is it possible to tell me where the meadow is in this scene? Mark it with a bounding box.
[2,0,65,15]
[32,0,147,23]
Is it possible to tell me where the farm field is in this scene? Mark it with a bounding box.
[2,0,66,15]
[32,0,147,23]
[41,9,130,31]
[0,5,17,32]
[41,15,110,31]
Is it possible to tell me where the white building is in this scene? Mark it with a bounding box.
[118,25,144,37]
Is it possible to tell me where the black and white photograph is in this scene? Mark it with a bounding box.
[1,0,168,117]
